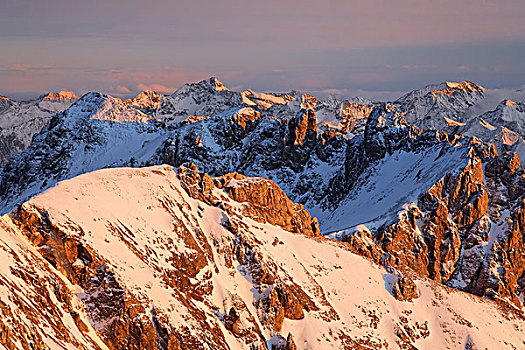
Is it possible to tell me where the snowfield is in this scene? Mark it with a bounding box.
[1,77,525,348]
[0,165,524,349]
[319,145,471,233]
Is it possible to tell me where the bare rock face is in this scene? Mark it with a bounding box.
[316,96,375,139]
[290,109,317,146]
[462,152,525,308]
[418,158,487,282]
[284,333,298,350]
[282,109,318,171]
[271,333,298,350]
[224,307,241,336]
[392,276,419,302]
[177,162,321,237]
[257,284,307,332]
[341,149,525,310]
[224,176,320,237]
[10,205,178,349]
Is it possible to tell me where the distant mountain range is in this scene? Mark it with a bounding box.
[1,77,525,349]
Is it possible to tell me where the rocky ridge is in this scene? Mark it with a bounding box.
[457,99,525,159]
[1,164,524,349]
[0,91,167,210]
[155,77,246,125]
[395,81,525,161]
[1,77,525,344]
[0,92,78,165]
[395,81,485,131]
[316,95,375,139]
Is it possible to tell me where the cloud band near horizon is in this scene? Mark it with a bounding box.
[1,0,524,98]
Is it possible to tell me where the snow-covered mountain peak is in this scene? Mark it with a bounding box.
[263,93,317,122]
[314,95,376,139]
[210,76,229,91]
[156,77,244,125]
[124,90,164,113]
[281,92,316,112]
[453,98,525,159]
[0,91,80,165]
[240,89,296,109]
[504,99,516,107]
[369,103,407,129]
[298,93,317,110]
[432,81,485,98]
[66,91,152,124]
[0,96,13,111]
[361,103,412,163]
[396,80,486,130]
[477,98,525,126]
[397,80,484,103]
[166,77,232,100]
[42,90,78,102]
[179,76,230,94]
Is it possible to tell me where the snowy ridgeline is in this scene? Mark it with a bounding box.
[0,77,525,349]
[1,165,524,349]
[2,78,523,223]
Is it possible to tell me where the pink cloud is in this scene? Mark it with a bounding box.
[136,83,175,93]
[5,64,55,72]
[115,85,131,94]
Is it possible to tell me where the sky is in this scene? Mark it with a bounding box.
[1,0,524,99]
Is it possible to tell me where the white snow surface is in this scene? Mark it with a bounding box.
[319,145,471,233]
[0,92,78,163]
[0,165,523,349]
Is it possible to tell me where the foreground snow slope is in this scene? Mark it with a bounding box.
[0,215,108,349]
[1,164,524,349]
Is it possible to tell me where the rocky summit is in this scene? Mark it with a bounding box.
[1,77,525,349]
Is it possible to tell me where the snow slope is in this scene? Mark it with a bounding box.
[0,92,168,213]
[0,209,108,349]
[2,165,524,349]
[458,100,525,159]
[0,91,78,164]
[320,145,471,233]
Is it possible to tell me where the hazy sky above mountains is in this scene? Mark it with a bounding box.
[1,0,524,99]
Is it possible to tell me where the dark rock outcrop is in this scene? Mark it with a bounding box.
[392,276,419,302]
